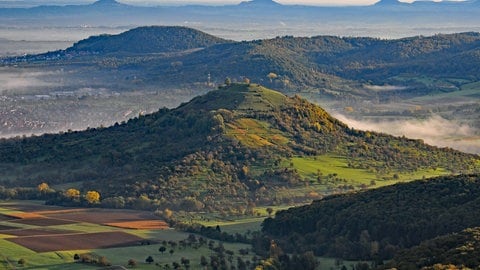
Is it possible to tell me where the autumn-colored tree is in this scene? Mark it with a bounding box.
[99,256,110,267]
[267,72,278,82]
[85,190,100,204]
[37,182,49,192]
[128,258,137,267]
[65,188,80,199]
[164,208,173,219]
[240,166,249,179]
[269,240,283,259]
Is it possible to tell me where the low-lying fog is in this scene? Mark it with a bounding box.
[336,114,480,154]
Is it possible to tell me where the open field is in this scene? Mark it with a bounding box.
[0,201,176,269]
[0,215,16,222]
[8,231,145,252]
[290,154,449,186]
[41,209,159,224]
[9,217,76,226]
[0,201,258,270]
[0,228,74,237]
[105,220,169,230]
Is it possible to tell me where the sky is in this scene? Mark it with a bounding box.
[116,0,418,5]
[1,0,441,7]
[126,0,385,5]
[0,0,467,8]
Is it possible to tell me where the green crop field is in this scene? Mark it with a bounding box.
[287,154,450,189]
[93,239,253,270]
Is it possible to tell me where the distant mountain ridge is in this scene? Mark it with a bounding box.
[92,0,122,5]
[1,0,480,23]
[238,0,282,7]
[375,0,405,5]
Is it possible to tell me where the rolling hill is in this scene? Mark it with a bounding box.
[0,84,478,213]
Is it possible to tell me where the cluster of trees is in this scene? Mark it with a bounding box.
[254,240,319,270]
[74,253,111,267]
[179,223,250,244]
[261,174,480,261]
[0,183,101,207]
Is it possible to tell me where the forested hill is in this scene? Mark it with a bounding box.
[67,26,230,54]
[0,84,478,212]
[381,226,480,270]
[261,174,480,261]
[58,26,230,56]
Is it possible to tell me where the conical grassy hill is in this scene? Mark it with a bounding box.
[0,84,477,211]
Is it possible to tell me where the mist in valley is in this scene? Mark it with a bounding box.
[0,66,208,138]
[336,114,480,154]
[1,63,478,155]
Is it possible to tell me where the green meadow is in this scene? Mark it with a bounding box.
[287,154,450,188]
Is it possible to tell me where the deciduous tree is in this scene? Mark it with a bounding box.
[267,72,278,82]
[85,190,100,204]
[37,182,49,192]
[146,256,154,264]
[128,258,136,267]
[65,188,80,199]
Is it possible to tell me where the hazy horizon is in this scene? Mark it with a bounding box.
[0,0,461,7]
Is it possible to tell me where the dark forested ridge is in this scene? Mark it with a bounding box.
[261,174,480,261]
[0,84,478,212]
[380,226,480,270]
